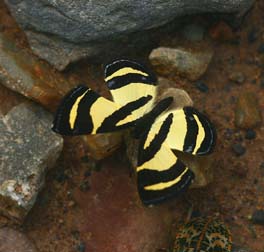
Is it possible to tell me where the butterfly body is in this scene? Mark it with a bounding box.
[52,59,216,205]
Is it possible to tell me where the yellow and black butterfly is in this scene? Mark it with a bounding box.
[52,59,216,205]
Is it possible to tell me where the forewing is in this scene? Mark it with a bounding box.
[136,113,194,205]
[146,107,216,156]
[104,59,157,119]
[52,85,152,135]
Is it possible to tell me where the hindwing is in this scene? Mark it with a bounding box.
[136,107,216,204]
[137,112,194,205]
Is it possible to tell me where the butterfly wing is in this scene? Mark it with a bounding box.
[52,85,152,135]
[136,112,194,205]
[104,59,157,119]
[145,107,216,155]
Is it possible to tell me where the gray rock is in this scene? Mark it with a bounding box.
[149,47,213,81]
[4,0,254,70]
[0,227,38,252]
[0,102,63,223]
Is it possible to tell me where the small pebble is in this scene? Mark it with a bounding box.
[232,143,246,156]
[229,72,245,84]
[76,241,86,252]
[251,210,264,225]
[68,200,76,208]
[245,129,256,140]
[195,81,209,93]
[79,180,90,192]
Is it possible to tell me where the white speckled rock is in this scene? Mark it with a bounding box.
[0,102,63,224]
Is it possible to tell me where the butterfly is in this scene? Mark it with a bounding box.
[52,59,216,205]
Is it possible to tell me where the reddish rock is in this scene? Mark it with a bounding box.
[0,34,73,113]
[72,158,183,252]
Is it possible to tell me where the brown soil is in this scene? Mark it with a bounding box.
[1,0,264,251]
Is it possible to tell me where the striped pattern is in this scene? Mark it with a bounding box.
[136,106,215,204]
[145,107,216,156]
[52,85,153,135]
[52,59,216,205]
[137,112,194,205]
[104,60,157,119]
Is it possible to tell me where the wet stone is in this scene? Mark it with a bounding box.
[245,129,256,140]
[195,81,209,93]
[231,143,246,156]
[0,227,38,252]
[251,210,264,225]
[0,102,63,223]
[149,47,213,81]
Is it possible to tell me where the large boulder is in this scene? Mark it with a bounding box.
[0,99,63,224]
[4,0,254,70]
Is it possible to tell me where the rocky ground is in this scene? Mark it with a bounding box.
[0,0,264,252]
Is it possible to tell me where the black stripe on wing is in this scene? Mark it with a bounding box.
[96,95,152,133]
[137,159,194,205]
[105,59,156,80]
[107,73,156,90]
[52,85,96,135]
[182,108,199,153]
[138,113,173,167]
[184,107,216,155]
[104,59,157,90]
